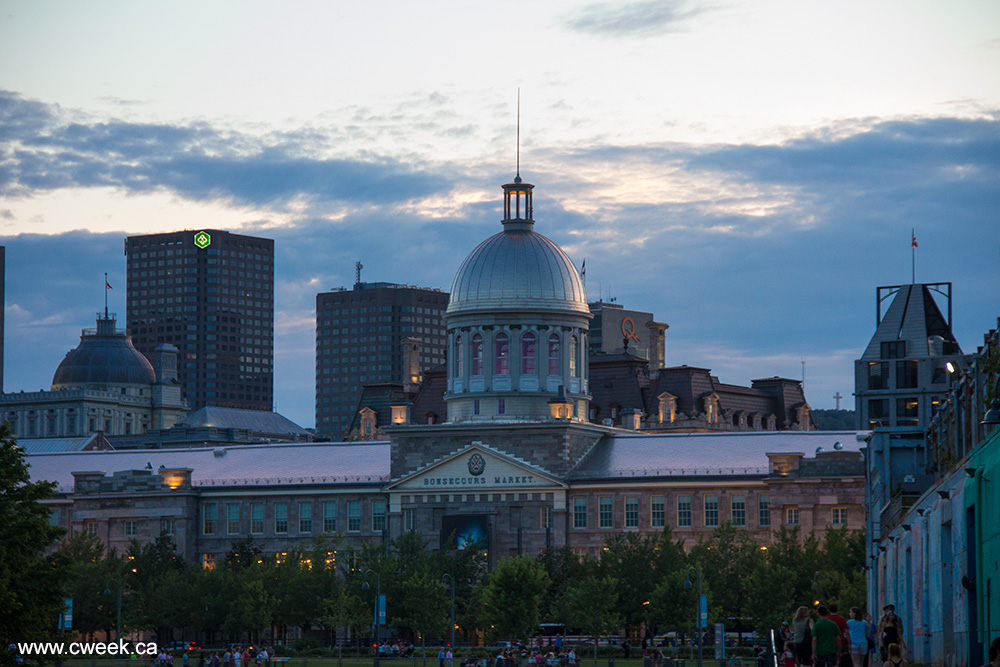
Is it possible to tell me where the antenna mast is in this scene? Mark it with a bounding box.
[516,88,520,178]
[355,261,363,286]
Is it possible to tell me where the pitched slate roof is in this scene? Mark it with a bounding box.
[348,383,406,432]
[410,365,448,424]
[569,430,867,480]
[26,441,390,492]
[18,434,110,454]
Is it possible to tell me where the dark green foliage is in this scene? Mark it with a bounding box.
[812,409,856,430]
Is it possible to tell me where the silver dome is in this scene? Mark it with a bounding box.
[447,227,588,316]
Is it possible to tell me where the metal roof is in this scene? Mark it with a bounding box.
[570,430,869,480]
[52,317,155,388]
[177,406,309,435]
[448,228,588,316]
[18,434,105,454]
[26,441,390,492]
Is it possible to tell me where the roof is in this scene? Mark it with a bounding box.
[860,283,961,360]
[18,434,110,454]
[349,384,405,432]
[448,227,588,317]
[26,441,390,492]
[52,316,155,388]
[177,406,309,435]
[570,430,868,480]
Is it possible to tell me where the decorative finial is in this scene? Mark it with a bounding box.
[516,88,520,179]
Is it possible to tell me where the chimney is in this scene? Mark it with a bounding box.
[402,337,423,396]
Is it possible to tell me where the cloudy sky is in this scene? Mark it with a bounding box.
[1,0,998,429]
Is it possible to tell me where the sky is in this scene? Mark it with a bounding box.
[1,0,998,429]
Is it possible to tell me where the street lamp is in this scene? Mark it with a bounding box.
[683,567,703,667]
[441,574,456,651]
[104,578,122,643]
[361,569,382,667]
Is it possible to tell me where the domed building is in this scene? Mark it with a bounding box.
[1,312,187,440]
[445,175,591,422]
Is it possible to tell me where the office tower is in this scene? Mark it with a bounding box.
[316,282,448,437]
[125,230,274,411]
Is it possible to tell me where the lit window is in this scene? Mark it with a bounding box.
[202,553,216,571]
[495,332,509,375]
[522,333,536,374]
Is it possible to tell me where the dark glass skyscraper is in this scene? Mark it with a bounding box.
[315,282,448,437]
[125,230,273,411]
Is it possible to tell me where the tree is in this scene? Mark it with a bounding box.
[0,424,69,659]
[393,571,449,665]
[481,555,550,641]
[596,532,661,630]
[689,523,763,639]
[324,582,369,665]
[564,576,621,666]
[59,532,119,640]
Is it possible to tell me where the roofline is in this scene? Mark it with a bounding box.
[25,440,391,458]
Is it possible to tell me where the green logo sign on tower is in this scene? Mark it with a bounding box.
[194,231,211,249]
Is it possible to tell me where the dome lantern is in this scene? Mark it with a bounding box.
[502,176,534,230]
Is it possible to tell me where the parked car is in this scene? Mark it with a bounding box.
[162,642,199,653]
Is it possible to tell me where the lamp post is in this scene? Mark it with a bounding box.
[441,574,456,651]
[683,567,702,667]
[362,569,382,667]
[104,578,122,643]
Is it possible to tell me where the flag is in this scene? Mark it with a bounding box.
[106,281,113,289]
[912,234,917,249]
[581,258,586,279]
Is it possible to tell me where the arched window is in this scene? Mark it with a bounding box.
[495,332,509,375]
[454,335,463,378]
[471,334,483,375]
[522,332,536,374]
[569,335,578,377]
[548,334,561,375]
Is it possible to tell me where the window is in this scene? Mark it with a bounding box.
[548,335,561,375]
[651,496,665,528]
[404,508,417,532]
[202,553,216,571]
[348,501,361,532]
[123,520,137,537]
[498,398,506,415]
[868,399,888,426]
[569,336,579,377]
[677,495,692,527]
[786,507,799,526]
[832,507,848,526]
[868,362,889,390]
[896,360,919,389]
[881,340,906,359]
[454,336,463,377]
[473,399,480,415]
[599,496,613,528]
[573,497,587,528]
[275,502,288,533]
[541,506,553,529]
[625,497,639,528]
[372,500,386,532]
[495,332,509,375]
[299,502,313,533]
[325,551,337,570]
[323,502,337,533]
[160,519,175,536]
[731,495,746,527]
[522,333,536,374]
[227,503,240,534]
[471,334,484,375]
[203,503,217,535]
[251,503,264,534]
[705,495,719,527]
[758,494,770,527]
[896,397,919,426]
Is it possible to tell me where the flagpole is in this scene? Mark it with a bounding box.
[911,228,915,284]
[104,272,109,318]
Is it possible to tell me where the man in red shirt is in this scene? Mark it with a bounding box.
[827,604,850,667]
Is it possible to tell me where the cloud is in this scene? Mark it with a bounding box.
[562,0,709,38]
[0,90,450,210]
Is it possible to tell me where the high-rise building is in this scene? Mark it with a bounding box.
[125,230,274,411]
[315,282,448,437]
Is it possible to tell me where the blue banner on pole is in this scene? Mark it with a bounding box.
[378,594,386,625]
[61,598,73,629]
[699,594,707,627]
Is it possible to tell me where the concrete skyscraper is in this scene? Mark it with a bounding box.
[315,281,448,437]
[125,230,274,411]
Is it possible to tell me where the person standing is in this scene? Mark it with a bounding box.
[846,608,869,667]
[881,643,906,667]
[812,606,842,667]
[979,637,1000,667]
[827,604,850,667]
[876,606,904,663]
[792,606,814,667]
